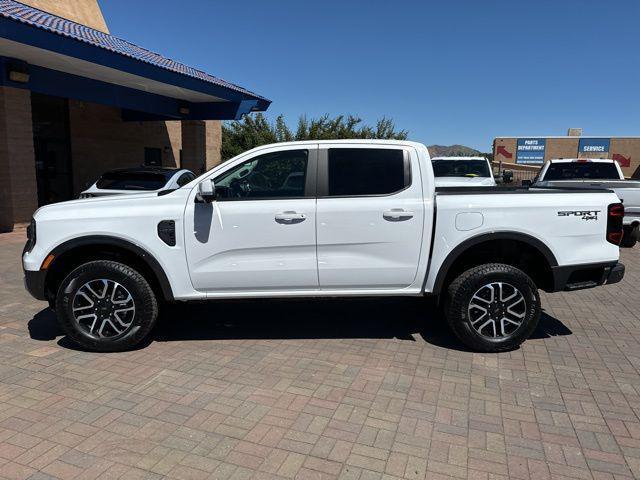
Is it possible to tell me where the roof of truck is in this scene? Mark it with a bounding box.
[431,156,488,161]
[548,158,615,163]
[98,167,190,180]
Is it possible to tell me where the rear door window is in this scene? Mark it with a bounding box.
[544,162,620,180]
[327,148,408,196]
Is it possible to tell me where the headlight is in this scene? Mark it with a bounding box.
[24,218,36,254]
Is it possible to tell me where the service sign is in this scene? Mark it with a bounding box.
[578,138,610,154]
[516,138,546,164]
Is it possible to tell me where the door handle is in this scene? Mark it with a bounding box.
[383,209,414,222]
[275,211,306,224]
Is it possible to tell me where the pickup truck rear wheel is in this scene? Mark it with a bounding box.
[445,263,540,352]
[55,260,158,352]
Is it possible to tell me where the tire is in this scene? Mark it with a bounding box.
[55,260,158,352]
[621,226,637,248]
[445,263,540,352]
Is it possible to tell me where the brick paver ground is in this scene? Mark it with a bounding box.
[0,229,639,479]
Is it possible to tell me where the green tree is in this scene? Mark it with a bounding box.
[222,113,408,161]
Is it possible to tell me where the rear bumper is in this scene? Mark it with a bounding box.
[23,269,47,301]
[551,262,624,292]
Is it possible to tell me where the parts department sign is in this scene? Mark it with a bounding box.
[579,138,610,155]
[516,138,546,164]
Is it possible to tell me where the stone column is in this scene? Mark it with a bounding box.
[181,120,205,174]
[181,120,223,174]
[0,86,37,232]
[205,120,222,171]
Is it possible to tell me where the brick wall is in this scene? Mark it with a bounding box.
[68,101,223,192]
[0,86,38,231]
[205,120,222,171]
[0,92,223,230]
[68,100,182,193]
[181,120,223,175]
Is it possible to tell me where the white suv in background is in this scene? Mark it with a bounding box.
[80,167,195,198]
[431,156,496,187]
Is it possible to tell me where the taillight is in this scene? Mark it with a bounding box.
[23,218,36,254]
[607,203,624,245]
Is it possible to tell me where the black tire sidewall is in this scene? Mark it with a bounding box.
[447,264,540,352]
[622,226,637,248]
[56,261,157,352]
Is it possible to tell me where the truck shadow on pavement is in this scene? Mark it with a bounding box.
[28,298,572,353]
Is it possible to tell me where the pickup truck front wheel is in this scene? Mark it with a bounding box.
[55,260,158,352]
[445,263,540,352]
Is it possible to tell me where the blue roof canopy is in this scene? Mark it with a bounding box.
[0,0,270,120]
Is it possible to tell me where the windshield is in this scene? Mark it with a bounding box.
[432,159,490,178]
[96,171,168,191]
[543,162,620,181]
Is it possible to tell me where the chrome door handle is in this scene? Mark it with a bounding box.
[383,209,414,221]
[275,211,306,224]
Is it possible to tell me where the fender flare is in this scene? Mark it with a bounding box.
[47,235,174,301]
[431,231,558,296]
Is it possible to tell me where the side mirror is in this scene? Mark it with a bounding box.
[521,179,532,188]
[502,170,513,184]
[196,179,216,203]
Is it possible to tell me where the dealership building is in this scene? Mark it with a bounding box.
[493,132,640,178]
[0,0,270,231]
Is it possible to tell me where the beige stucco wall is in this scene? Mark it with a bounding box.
[19,0,109,32]
[543,138,579,161]
[610,138,640,178]
[493,138,517,163]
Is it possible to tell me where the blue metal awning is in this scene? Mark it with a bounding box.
[0,0,270,120]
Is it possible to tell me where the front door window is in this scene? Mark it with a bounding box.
[215,150,308,199]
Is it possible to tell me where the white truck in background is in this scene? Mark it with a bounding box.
[526,158,640,247]
[431,156,497,187]
[23,140,625,353]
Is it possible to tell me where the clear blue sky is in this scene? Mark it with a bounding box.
[100,0,639,152]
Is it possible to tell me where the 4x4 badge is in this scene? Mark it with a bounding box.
[557,210,600,221]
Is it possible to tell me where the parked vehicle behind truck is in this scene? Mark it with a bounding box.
[525,158,640,247]
[79,167,196,198]
[23,141,625,353]
[431,156,497,187]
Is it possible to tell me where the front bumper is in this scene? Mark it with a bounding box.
[551,262,625,292]
[23,269,47,301]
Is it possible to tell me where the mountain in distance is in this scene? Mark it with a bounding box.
[427,144,483,157]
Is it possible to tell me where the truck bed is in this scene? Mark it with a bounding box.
[534,179,640,190]
[435,186,613,195]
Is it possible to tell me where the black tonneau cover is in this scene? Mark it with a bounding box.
[435,186,613,195]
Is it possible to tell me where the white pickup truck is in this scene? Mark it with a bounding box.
[23,140,625,353]
[526,158,640,247]
[431,156,497,187]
